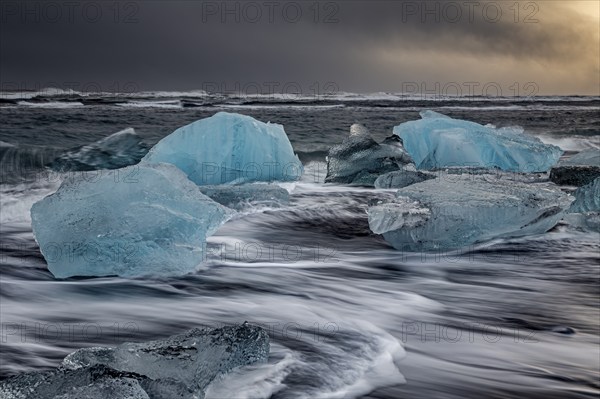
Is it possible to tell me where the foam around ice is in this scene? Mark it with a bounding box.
[198,183,290,211]
[394,110,562,172]
[142,112,303,185]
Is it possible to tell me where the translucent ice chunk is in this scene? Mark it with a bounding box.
[569,177,600,213]
[394,110,562,172]
[31,163,232,278]
[374,167,435,189]
[142,112,303,185]
[369,174,573,250]
[325,124,412,186]
[368,196,431,234]
[61,324,269,393]
[566,175,598,231]
[0,324,269,399]
[48,128,149,172]
[0,365,155,399]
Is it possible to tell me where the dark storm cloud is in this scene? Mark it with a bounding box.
[1,1,598,94]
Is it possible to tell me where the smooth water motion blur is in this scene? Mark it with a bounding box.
[1,92,599,399]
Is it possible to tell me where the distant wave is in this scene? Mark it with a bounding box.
[9,101,598,112]
[538,135,600,152]
[115,100,183,109]
[16,101,85,109]
[217,104,345,110]
[316,92,600,103]
[1,87,599,104]
[437,105,600,111]
[1,87,80,100]
[1,88,210,101]
[127,90,210,98]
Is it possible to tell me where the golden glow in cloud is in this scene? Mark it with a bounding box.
[568,1,600,20]
[365,1,600,95]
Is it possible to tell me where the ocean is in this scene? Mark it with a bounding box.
[0,90,599,398]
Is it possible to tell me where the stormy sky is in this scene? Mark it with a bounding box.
[1,1,599,95]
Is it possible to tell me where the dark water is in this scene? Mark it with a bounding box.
[0,92,599,398]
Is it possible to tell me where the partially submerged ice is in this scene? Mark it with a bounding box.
[0,323,269,399]
[142,112,303,185]
[374,165,435,189]
[31,163,232,278]
[325,123,413,186]
[569,177,600,213]
[394,110,562,172]
[565,174,599,237]
[368,174,573,251]
[564,212,600,232]
[550,149,600,186]
[48,128,149,172]
[199,183,290,211]
[368,196,431,234]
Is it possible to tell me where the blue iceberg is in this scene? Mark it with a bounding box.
[142,112,303,185]
[31,163,232,278]
[0,323,269,399]
[369,174,572,251]
[394,111,562,172]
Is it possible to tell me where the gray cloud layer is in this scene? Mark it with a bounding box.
[1,1,598,95]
